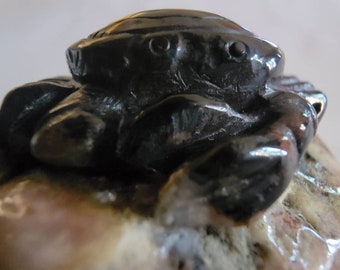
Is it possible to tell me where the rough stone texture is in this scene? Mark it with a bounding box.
[0,137,339,270]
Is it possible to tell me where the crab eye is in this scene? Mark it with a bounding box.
[149,37,170,56]
[226,41,248,59]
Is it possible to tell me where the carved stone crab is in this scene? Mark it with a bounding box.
[0,9,327,222]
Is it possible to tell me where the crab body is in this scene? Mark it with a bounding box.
[0,10,327,221]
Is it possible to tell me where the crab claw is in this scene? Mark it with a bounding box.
[297,90,327,121]
[264,76,327,121]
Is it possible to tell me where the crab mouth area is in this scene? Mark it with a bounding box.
[135,93,254,124]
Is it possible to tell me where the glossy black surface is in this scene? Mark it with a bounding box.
[0,10,327,221]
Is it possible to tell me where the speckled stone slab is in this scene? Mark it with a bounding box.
[0,137,339,270]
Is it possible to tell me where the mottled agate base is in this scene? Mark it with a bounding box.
[0,137,339,270]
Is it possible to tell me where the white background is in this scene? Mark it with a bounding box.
[1,0,339,160]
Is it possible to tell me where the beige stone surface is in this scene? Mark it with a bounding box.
[0,138,339,269]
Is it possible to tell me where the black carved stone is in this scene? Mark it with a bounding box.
[0,9,327,221]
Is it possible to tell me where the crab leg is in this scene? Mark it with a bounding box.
[0,77,78,162]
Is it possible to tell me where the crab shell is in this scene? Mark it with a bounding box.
[66,9,284,88]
